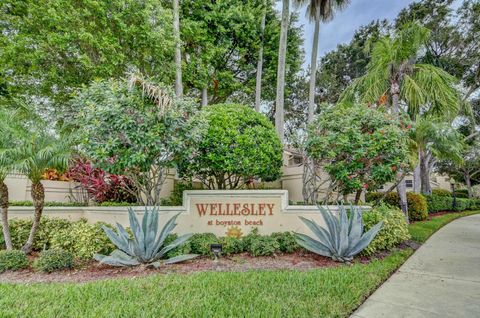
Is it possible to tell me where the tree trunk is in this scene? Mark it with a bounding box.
[413,163,421,193]
[0,181,13,250]
[201,87,208,107]
[254,8,266,112]
[308,16,320,123]
[22,181,45,253]
[173,0,183,97]
[465,172,472,198]
[391,83,408,221]
[354,189,362,204]
[275,0,289,143]
[396,176,409,224]
[419,149,432,195]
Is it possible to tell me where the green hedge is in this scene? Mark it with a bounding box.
[9,201,87,207]
[424,195,479,213]
[365,192,428,221]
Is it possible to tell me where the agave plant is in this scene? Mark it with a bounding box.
[295,205,383,262]
[94,208,197,267]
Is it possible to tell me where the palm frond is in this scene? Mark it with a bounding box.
[410,64,460,119]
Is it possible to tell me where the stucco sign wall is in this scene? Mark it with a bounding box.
[9,190,370,237]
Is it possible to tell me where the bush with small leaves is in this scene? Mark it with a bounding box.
[220,236,245,255]
[0,250,29,272]
[50,220,115,260]
[33,249,74,272]
[248,235,280,257]
[362,204,410,255]
[163,234,193,258]
[431,189,452,197]
[271,232,301,253]
[189,233,220,256]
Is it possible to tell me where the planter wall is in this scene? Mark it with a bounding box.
[9,190,370,236]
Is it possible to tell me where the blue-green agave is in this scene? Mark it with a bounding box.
[295,205,383,262]
[94,208,197,267]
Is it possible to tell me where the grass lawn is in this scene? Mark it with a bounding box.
[409,211,480,243]
[0,211,477,318]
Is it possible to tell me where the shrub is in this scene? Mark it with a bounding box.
[366,192,428,221]
[163,233,192,258]
[271,232,300,253]
[248,235,280,257]
[33,249,73,272]
[0,250,29,272]
[9,201,87,207]
[50,220,115,260]
[362,204,410,255]
[220,236,245,255]
[98,201,138,207]
[306,104,410,197]
[3,218,72,251]
[454,189,469,198]
[189,233,220,256]
[177,103,283,189]
[67,157,137,204]
[425,194,453,213]
[431,189,452,197]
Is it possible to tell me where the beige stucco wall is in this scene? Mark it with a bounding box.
[4,173,84,202]
[8,190,370,237]
[5,171,176,204]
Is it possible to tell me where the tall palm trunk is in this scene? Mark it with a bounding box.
[308,15,320,123]
[419,149,432,195]
[22,181,45,253]
[391,81,409,222]
[173,0,183,97]
[0,181,13,250]
[254,9,266,112]
[275,0,289,143]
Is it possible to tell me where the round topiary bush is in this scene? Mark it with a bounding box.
[362,204,410,255]
[33,249,73,272]
[177,103,283,189]
[0,250,29,272]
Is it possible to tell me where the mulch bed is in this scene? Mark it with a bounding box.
[0,251,371,284]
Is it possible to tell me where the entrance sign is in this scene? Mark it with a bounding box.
[9,190,369,237]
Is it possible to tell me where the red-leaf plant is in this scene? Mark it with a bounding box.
[67,158,136,203]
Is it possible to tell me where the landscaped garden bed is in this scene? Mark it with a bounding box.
[0,211,476,317]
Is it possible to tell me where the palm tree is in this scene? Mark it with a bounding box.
[275,0,290,143]
[296,0,350,123]
[341,22,460,217]
[173,0,183,97]
[410,118,463,195]
[255,1,267,112]
[0,110,18,250]
[5,122,72,253]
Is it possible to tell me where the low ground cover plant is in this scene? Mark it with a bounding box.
[33,249,73,272]
[0,250,29,272]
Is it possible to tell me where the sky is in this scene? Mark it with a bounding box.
[281,0,461,70]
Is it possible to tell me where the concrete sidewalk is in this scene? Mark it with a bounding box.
[352,214,480,318]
